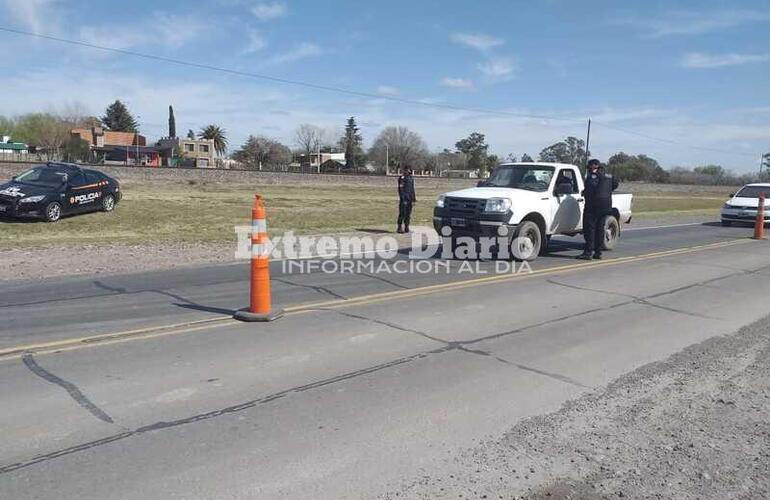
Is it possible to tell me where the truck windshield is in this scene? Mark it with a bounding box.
[484,165,555,192]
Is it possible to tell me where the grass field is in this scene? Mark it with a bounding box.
[0,181,729,249]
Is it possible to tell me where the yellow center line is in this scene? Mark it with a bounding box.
[0,237,754,361]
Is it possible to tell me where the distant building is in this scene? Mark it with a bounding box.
[0,136,28,155]
[157,137,216,168]
[70,127,159,166]
[71,127,146,148]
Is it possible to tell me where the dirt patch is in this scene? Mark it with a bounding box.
[390,314,770,499]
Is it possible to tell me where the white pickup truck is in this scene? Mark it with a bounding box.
[433,162,633,260]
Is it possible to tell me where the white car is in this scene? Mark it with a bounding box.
[433,162,633,260]
[721,183,770,226]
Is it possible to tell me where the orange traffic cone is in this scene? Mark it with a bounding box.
[234,195,284,322]
[753,192,766,240]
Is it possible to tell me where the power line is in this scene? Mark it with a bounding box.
[592,121,757,158]
[0,26,583,124]
[0,25,760,159]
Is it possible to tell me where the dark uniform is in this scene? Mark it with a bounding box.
[581,168,619,258]
[397,170,416,233]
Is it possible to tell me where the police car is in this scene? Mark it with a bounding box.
[0,162,121,222]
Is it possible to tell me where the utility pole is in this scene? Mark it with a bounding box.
[385,144,389,176]
[584,118,591,170]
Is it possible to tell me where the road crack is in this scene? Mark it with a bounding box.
[21,353,115,425]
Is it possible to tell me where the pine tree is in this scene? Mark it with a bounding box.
[187,129,196,140]
[101,100,139,132]
[168,105,176,138]
[341,116,364,169]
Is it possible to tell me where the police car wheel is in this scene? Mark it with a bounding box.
[44,202,62,223]
[600,215,619,251]
[102,194,116,212]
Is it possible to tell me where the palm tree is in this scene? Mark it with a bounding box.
[198,124,228,156]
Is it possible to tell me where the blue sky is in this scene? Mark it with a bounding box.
[1,0,768,170]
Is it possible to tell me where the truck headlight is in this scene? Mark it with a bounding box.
[484,198,511,213]
[436,195,445,208]
[20,195,45,203]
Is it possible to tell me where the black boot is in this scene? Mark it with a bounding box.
[576,253,592,260]
[397,225,404,234]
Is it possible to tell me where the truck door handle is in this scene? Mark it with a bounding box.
[578,198,585,202]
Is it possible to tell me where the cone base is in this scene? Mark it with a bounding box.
[233,308,284,322]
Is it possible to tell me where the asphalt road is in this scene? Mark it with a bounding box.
[1,221,769,498]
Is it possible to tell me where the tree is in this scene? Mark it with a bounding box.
[762,153,770,173]
[187,129,196,140]
[521,153,534,162]
[0,116,13,136]
[63,136,91,162]
[505,153,518,162]
[294,124,323,160]
[455,132,489,174]
[12,113,71,159]
[232,135,292,169]
[486,154,500,172]
[694,164,726,180]
[607,152,667,182]
[168,106,176,138]
[538,137,588,166]
[368,126,429,172]
[199,124,228,156]
[101,100,138,132]
[339,117,365,169]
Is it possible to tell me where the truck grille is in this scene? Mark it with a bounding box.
[446,197,483,217]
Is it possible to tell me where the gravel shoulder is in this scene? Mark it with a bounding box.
[389,312,770,499]
[0,213,720,282]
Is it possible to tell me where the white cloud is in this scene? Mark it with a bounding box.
[618,9,770,37]
[376,85,400,97]
[478,57,517,81]
[251,2,287,21]
[244,30,267,53]
[2,67,766,172]
[440,77,474,89]
[79,13,206,50]
[266,42,322,65]
[450,33,504,51]
[681,52,770,69]
[3,0,59,34]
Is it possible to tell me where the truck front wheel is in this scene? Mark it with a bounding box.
[512,221,542,261]
[600,215,620,251]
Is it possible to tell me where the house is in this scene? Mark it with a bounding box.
[156,137,216,168]
[70,127,159,165]
[71,127,146,148]
[99,146,161,167]
[0,136,28,155]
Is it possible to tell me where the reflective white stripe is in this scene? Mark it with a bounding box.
[251,244,269,257]
[252,219,267,234]
[479,221,504,226]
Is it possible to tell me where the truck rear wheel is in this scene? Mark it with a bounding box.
[600,215,620,251]
[512,221,542,261]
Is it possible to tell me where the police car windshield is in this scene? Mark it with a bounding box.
[736,186,770,198]
[14,167,67,187]
[484,165,554,192]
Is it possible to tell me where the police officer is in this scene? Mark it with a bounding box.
[397,166,416,233]
[577,159,619,260]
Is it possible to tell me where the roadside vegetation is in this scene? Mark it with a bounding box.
[0,180,732,249]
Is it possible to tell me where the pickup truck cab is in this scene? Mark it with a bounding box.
[433,162,633,260]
